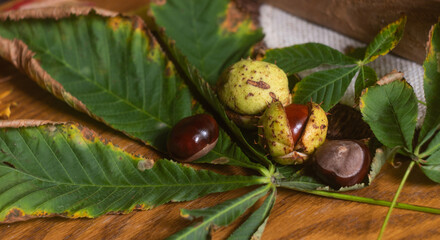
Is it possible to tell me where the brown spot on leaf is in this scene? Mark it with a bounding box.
[220,1,257,32]
[235,0,262,24]
[133,204,147,210]
[80,126,97,141]
[3,161,15,168]
[4,208,24,222]
[47,125,57,133]
[211,157,230,164]
[107,17,123,30]
[132,16,146,31]
[137,159,155,171]
[246,80,270,89]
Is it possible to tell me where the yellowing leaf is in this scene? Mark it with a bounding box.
[364,16,406,63]
[0,121,267,223]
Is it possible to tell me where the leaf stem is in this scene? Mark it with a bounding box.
[377,161,415,240]
[417,100,427,106]
[290,183,440,214]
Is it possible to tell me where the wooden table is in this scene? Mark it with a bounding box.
[0,1,439,239]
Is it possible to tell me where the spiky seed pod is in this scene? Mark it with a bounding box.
[217,59,290,119]
[258,101,294,158]
[294,102,328,155]
[258,101,328,165]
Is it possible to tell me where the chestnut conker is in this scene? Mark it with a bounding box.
[313,140,371,188]
[284,103,309,145]
[258,101,328,165]
[167,114,219,162]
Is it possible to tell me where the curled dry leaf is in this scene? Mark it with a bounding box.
[0,119,66,128]
[0,7,117,123]
[0,8,113,121]
[0,0,93,12]
[376,69,405,86]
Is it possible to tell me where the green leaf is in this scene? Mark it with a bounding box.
[275,165,325,190]
[0,122,268,223]
[168,185,270,240]
[263,43,357,75]
[363,16,406,63]
[345,46,367,60]
[0,9,265,173]
[292,66,359,111]
[420,163,440,183]
[419,22,440,141]
[426,149,440,165]
[354,65,378,100]
[194,130,266,172]
[146,11,273,169]
[150,0,263,85]
[276,145,388,191]
[227,188,276,240]
[360,80,418,151]
[0,10,192,152]
[420,131,440,158]
[288,73,301,90]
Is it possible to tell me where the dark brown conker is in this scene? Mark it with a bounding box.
[167,114,219,162]
[313,140,371,188]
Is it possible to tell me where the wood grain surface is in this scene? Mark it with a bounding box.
[263,0,440,64]
[0,1,439,239]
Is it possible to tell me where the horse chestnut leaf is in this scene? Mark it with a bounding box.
[313,140,371,188]
[167,114,219,162]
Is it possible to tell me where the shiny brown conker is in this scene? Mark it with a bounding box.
[313,140,371,188]
[284,103,309,145]
[167,114,219,162]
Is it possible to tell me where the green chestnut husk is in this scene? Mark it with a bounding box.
[258,101,328,165]
[217,59,291,128]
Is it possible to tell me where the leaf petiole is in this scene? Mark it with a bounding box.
[415,123,440,158]
[418,100,427,106]
[377,161,416,240]
[290,182,440,214]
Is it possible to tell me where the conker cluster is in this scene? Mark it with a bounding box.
[165,58,372,188]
